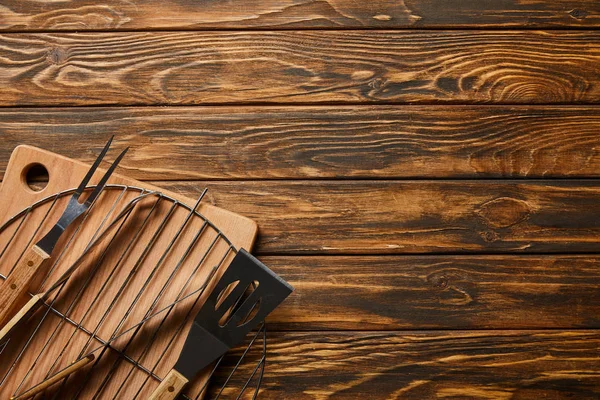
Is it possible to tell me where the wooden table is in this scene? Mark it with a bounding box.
[1,1,600,398]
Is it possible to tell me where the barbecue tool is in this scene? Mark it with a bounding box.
[149,249,293,400]
[0,191,155,345]
[9,263,220,400]
[15,249,292,400]
[0,137,127,335]
[0,146,263,399]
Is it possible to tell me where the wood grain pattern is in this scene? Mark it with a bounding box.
[2,106,600,180]
[2,0,600,397]
[208,330,600,399]
[0,0,599,30]
[158,180,600,255]
[262,255,600,330]
[2,31,600,106]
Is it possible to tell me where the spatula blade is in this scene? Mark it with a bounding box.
[174,248,293,380]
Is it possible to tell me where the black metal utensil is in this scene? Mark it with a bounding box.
[148,248,293,400]
[12,248,292,400]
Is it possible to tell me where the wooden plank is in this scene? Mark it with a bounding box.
[2,106,600,180]
[157,180,600,254]
[262,255,600,330]
[1,1,599,30]
[2,31,600,106]
[209,330,600,399]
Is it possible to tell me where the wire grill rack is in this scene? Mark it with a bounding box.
[0,185,266,399]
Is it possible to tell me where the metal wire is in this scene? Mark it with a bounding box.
[0,185,267,400]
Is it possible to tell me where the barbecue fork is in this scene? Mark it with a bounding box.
[0,137,128,331]
[0,191,157,347]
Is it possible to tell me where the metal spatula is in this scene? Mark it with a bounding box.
[14,248,292,399]
[149,248,293,400]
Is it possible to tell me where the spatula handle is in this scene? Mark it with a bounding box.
[148,369,189,400]
[0,245,49,327]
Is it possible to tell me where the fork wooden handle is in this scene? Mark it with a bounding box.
[148,369,189,400]
[0,293,43,343]
[0,245,49,328]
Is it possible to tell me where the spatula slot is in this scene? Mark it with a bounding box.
[217,281,260,328]
[215,280,239,311]
[237,297,261,327]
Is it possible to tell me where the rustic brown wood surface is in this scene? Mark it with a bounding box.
[2,106,600,180]
[157,180,600,254]
[0,0,599,398]
[1,0,599,30]
[2,32,600,106]
[262,255,600,330]
[208,331,600,399]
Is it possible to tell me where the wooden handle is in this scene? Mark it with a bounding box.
[0,245,49,327]
[0,293,42,344]
[148,369,189,400]
[11,354,95,400]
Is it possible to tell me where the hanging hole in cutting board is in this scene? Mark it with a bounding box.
[21,163,49,193]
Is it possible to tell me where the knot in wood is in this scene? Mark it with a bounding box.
[476,197,531,229]
[427,272,449,290]
[369,78,387,90]
[569,9,588,20]
[481,230,499,243]
[434,276,448,289]
[47,47,68,65]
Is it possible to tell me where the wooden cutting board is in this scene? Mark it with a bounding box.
[0,145,258,399]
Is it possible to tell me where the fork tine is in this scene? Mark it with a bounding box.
[74,136,114,200]
[82,147,129,207]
